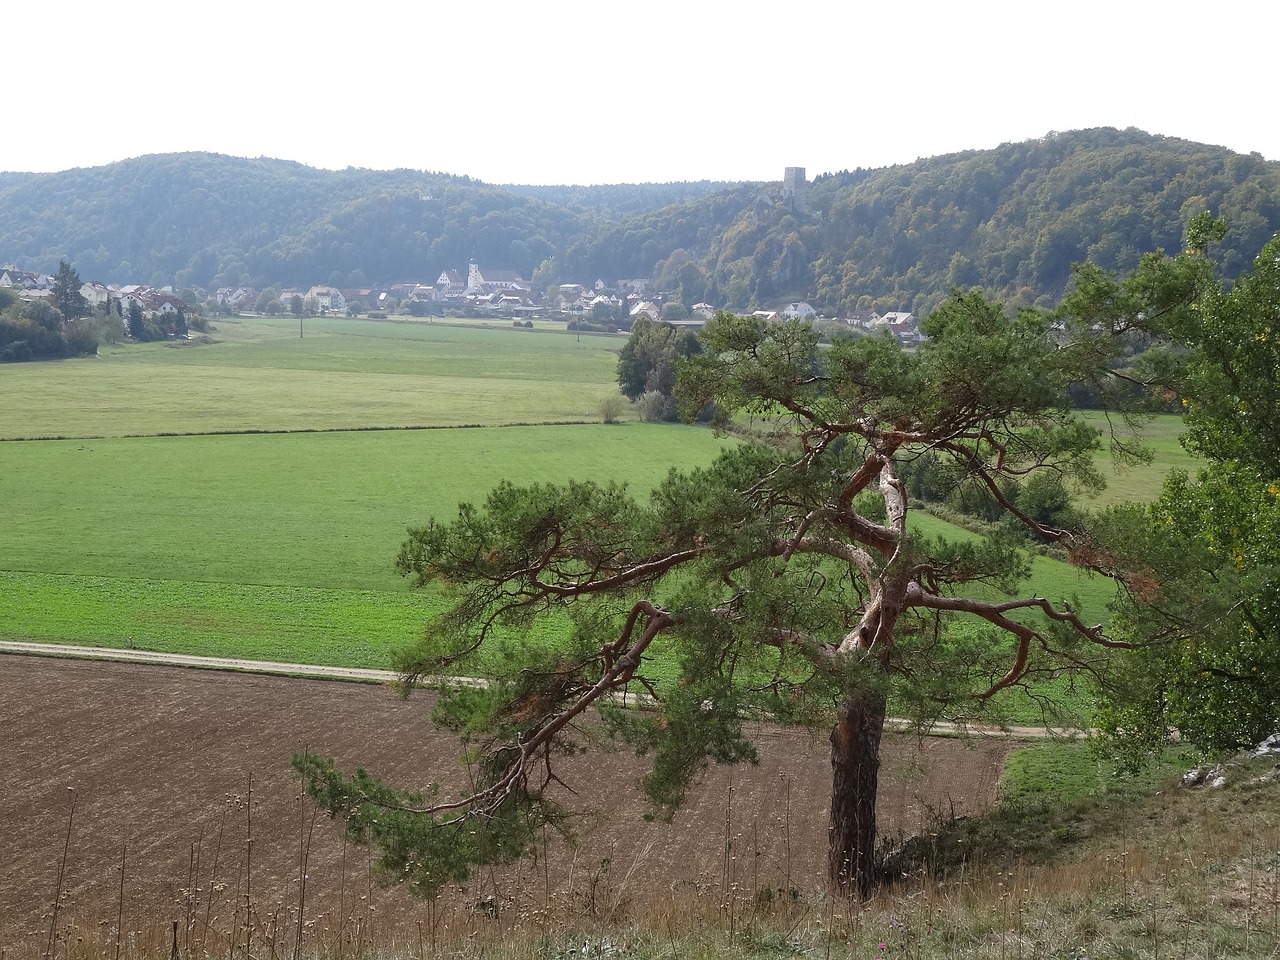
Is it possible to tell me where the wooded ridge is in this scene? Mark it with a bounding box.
[1,127,1276,314]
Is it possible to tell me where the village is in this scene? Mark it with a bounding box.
[1,258,925,343]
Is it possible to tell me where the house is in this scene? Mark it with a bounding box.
[117,285,150,318]
[589,294,623,313]
[305,286,347,313]
[0,266,45,289]
[752,310,781,324]
[386,283,419,303]
[216,287,257,309]
[553,287,593,314]
[436,270,466,299]
[878,312,924,345]
[844,310,881,329]
[630,300,662,321]
[691,302,719,319]
[80,281,113,308]
[781,301,818,320]
[341,288,376,308]
[494,292,537,313]
[150,293,188,317]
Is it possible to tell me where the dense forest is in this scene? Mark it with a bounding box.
[2,128,1277,312]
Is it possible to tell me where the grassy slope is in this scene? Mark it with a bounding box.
[537,750,1279,959]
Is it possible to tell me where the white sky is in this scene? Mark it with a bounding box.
[7,0,1273,185]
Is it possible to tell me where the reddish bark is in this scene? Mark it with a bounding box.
[827,687,888,898]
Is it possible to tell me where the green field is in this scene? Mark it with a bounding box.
[0,316,625,439]
[0,317,1195,689]
[0,318,725,662]
[1080,410,1197,507]
[0,425,736,590]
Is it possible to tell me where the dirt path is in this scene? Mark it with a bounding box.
[0,641,1073,738]
[0,640,403,682]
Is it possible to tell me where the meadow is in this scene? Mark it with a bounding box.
[0,316,744,664]
[0,316,621,438]
[1079,409,1197,508]
[0,315,1193,679]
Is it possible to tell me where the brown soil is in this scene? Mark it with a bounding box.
[0,654,1011,952]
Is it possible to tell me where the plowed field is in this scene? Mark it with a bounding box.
[0,654,1011,952]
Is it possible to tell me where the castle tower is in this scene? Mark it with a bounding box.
[782,167,807,213]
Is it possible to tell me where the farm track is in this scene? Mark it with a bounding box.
[0,640,1070,739]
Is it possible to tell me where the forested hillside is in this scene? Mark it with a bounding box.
[2,128,1277,310]
[0,154,596,290]
[560,129,1280,315]
[806,128,1280,314]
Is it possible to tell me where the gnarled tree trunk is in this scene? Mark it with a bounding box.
[828,686,888,898]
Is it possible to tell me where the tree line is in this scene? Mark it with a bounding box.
[0,261,112,361]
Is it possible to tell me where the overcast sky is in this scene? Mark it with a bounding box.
[8,0,1272,185]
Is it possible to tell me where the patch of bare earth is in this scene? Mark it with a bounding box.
[0,654,1010,951]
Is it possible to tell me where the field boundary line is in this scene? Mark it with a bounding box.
[0,419,599,443]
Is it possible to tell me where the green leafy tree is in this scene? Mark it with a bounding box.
[62,317,100,356]
[255,288,280,313]
[588,300,615,325]
[1073,219,1280,762]
[0,315,67,361]
[21,299,63,333]
[297,302,1131,898]
[615,317,701,413]
[52,259,89,323]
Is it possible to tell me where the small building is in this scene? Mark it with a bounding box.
[781,302,817,320]
[306,286,347,313]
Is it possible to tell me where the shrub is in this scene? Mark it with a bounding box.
[634,390,676,422]
[599,393,628,424]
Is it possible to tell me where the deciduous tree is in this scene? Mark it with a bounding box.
[615,317,701,412]
[1072,219,1280,762]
